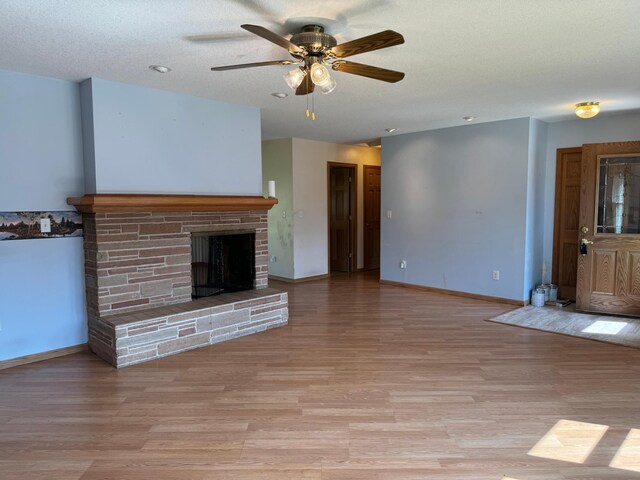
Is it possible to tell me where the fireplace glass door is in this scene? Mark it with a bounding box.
[191,231,255,298]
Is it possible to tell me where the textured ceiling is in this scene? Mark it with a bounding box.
[1,0,639,144]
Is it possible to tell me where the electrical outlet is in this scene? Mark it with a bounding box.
[282,211,286,219]
[387,210,393,219]
[40,218,51,233]
[270,255,277,263]
[492,270,500,280]
[399,260,407,269]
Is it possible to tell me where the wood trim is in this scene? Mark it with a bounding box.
[552,147,582,287]
[0,344,87,371]
[379,279,526,306]
[327,163,358,273]
[67,194,278,213]
[269,274,330,283]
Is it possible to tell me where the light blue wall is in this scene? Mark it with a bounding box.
[0,69,87,361]
[83,78,263,195]
[381,118,532,301]
[1,72,267,362]
[542,111,640,281]
[524,118,548,297]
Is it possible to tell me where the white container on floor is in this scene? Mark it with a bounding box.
[531,288,546,307]
[548,284,558,302]
[537,284,550,301]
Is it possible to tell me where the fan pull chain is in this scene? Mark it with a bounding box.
[311,92,316,121]
[304,75,311,119]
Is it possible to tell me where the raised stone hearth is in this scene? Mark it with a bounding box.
[68,194,286,367]
[91,288,288,367]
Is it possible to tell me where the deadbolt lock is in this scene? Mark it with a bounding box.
[581,226,589,233]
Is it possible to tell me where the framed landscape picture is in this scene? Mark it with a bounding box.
[0,211,83,241]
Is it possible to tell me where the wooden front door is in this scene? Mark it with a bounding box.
[576,141,640,315]
[363,165,381,270]
[552,148,582,300]
[329,165,354,272]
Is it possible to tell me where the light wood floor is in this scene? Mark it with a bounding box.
[1,272,640,480]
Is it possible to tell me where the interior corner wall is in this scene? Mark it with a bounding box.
[262,139,294,279]
[0,69,87,361]
[290,138,381,279]
[543,110,640,281]
[380,118,532,302]
[523,118,548,298]
[79,79,96,194]
[82,78,263,195]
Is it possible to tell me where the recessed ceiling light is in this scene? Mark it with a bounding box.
[271,92,289,99]
[463,116,475,122]
[149,65,171,73]
[385,128,397,133]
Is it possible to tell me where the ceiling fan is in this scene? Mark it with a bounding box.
[211,24,405,97]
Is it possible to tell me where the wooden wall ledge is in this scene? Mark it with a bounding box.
[67,194,278,213]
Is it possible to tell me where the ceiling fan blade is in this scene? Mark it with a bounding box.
[241,24,303,54]
[211,60,296,71]
[186,32,254,44]
[331,61,405,83]
[232,0,276,19]
[330,30,404,58]
[295,76,315,96]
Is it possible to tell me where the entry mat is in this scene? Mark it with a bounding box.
[488,305,640,349]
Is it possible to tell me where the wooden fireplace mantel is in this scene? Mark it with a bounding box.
[67,194,278,213]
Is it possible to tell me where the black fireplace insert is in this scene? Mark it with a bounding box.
[191,230,255,298]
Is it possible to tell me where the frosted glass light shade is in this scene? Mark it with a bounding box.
[310,63,331,86]
[575,102,600,119]
[284,68,306,90]
[320,77,337,94]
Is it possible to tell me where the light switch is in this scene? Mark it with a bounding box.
[40,218,51,233]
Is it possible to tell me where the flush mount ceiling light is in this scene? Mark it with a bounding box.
[271,92,289,98]
[149,65,171,73]
[463,116,475,122]
[385,128,397,133]
[575,102,600,119]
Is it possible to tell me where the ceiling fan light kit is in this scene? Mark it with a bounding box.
[284,67,307,90]
[309,63,336,94]
[211,23,405,121]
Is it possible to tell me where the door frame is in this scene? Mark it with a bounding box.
[552,146,582,292]
[327,162,358,273]
[363,164,381,271]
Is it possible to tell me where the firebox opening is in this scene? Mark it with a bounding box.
[191,230,256,298]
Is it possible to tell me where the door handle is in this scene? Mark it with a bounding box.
[580,238,593,256]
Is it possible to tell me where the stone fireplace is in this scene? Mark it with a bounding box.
[68,194,288,367]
